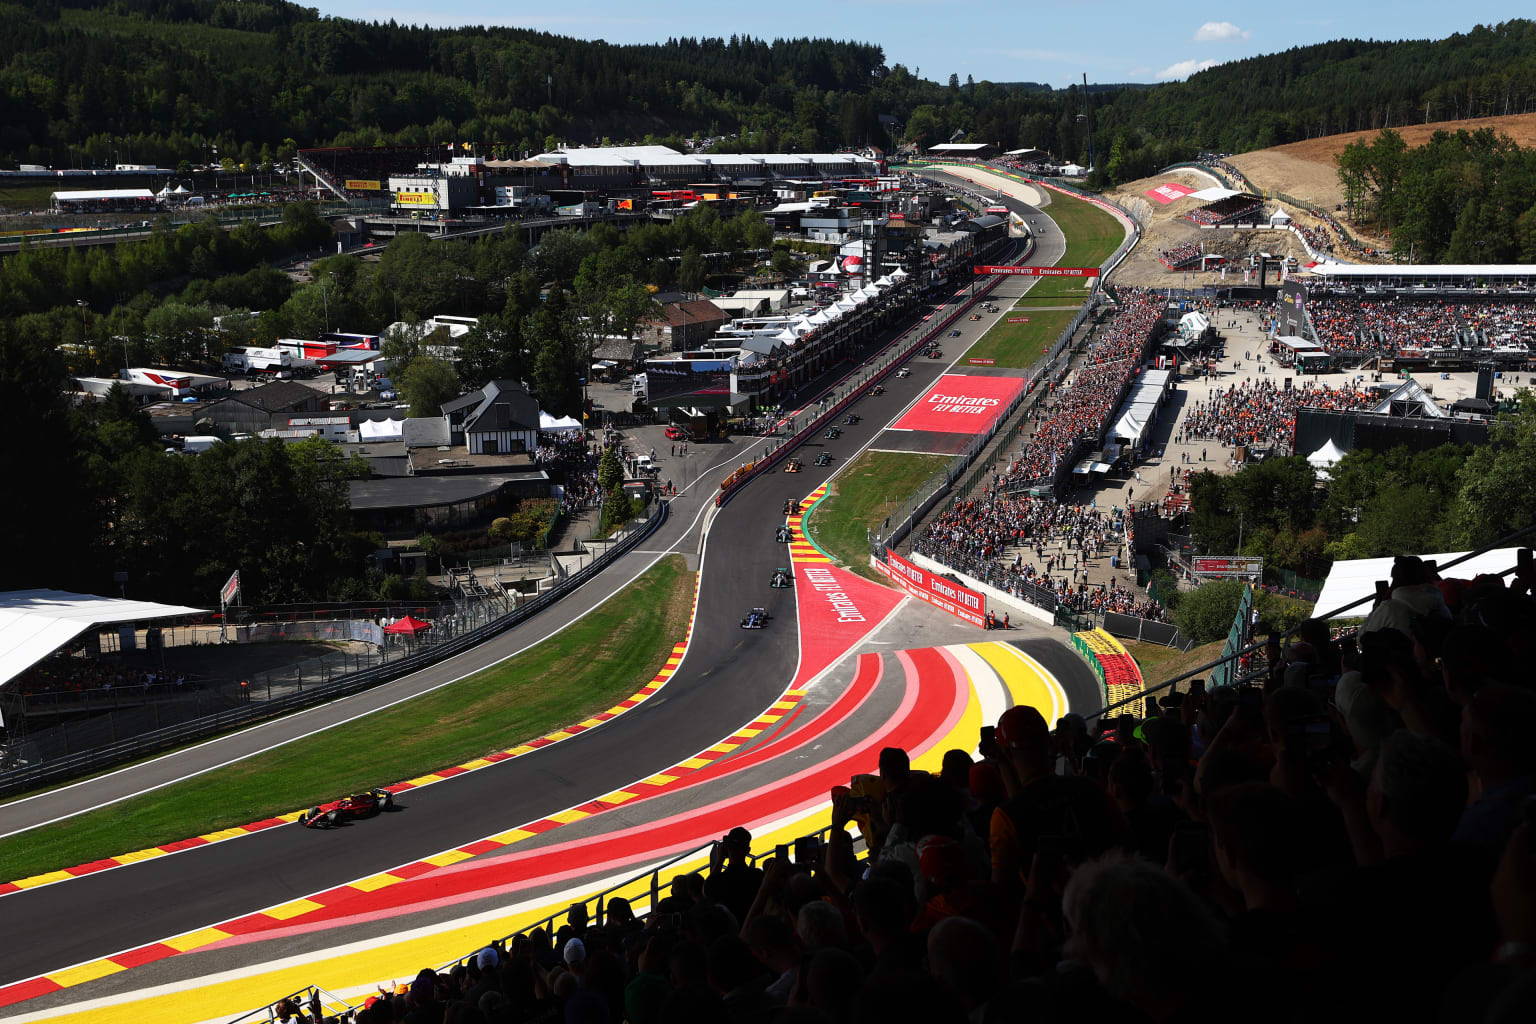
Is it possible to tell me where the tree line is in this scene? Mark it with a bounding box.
[8,3,1536,192]
[1186,399,1536,587]
[1336,127,1536,263]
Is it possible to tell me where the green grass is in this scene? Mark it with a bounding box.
[808,451,953,576]
[1122,639,1225,693]
[1044,190,1125,271]
[0,556,694,882]
[0,184,61,212]
[959,307,1077,370]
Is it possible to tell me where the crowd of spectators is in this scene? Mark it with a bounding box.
[1157,242,1202,269]
[10,656,194,702]
[287,552,1536,1024]
[533,431,603,511]
[1003,291,1162,486]
[1186,195,1264,226]
[1177,380,1375,453]
[1303,294,1536,355]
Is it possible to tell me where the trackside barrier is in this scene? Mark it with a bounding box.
[1090,532,1536,722]
[0,502,669,797]
[715,253,1018,507]
[224,985,351,1024]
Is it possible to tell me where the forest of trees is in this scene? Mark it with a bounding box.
[6,2,1536,187]
[1186,400,1536,590]
[1335,127,1536,263]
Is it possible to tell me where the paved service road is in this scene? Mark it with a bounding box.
[0,176,1075,992]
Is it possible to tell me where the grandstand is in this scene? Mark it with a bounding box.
[1285,282,1536,368]
[48,188,158,214]
[1184,187,1264,226]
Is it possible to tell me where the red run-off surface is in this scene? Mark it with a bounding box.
[891,374,1025,435]
[1144,182,1197,205]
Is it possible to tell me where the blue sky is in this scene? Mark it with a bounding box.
[309,2,1529,87]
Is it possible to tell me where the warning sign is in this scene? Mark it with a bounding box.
[892,374,1024,434]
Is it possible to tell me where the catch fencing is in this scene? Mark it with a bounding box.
[0,502,669,795]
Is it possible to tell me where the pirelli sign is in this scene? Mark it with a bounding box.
[345,179,382,191]
[394,191,437,205]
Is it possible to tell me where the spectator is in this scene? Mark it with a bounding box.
[1456,684,1536,851]
[703,828,763,926]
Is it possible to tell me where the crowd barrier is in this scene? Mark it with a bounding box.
[0,503,669,795]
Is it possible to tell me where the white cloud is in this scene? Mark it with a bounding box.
[1155,58,1219,81]
[1193,21,1250,42]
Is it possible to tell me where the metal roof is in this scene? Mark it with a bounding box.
[0,590,205,689]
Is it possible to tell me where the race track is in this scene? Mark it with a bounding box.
[0,177,1100,1022]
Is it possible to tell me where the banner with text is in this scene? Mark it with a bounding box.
[1191,556,1263,576]
[878,549,986,627]
[394,191,437,205]
[345,179,382,191]
[974,265,1100,277]
[892,373,1025,435]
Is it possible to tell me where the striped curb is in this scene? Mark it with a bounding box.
[785,484,832,564]
[0,576,824,1008]
[0,570,704,901]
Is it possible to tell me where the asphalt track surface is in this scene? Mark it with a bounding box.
[0,182,1072,1002]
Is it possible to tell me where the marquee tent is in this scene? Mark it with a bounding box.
[0,590,205,689]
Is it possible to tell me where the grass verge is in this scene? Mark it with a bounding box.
[960,307,1077,370]
[0,556,694,881]
[1121,639,1225,693]
[808,451,953,579]
[1045,190,1126,270]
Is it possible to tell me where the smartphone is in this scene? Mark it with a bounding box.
[1521,548,1533,571]
[1190,679,1206,695]
[1375,580,1390,600]
[775,843,790,862]
[794,836,821,866]
[979,725,996,745]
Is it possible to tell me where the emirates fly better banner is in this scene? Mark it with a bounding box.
[973,265,1100,277]
[877,550,986,627]
[892,374,1025,435]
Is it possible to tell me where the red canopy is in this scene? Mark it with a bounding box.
[384,615,432,635]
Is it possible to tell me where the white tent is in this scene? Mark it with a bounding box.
[859,284,881,299]
[791,317,815,335]
[822,305,843,321]
[1306,439,1346,480]
[890,268,909,281]
[835,299,857,314]
[539,411,583,432]
[875,275,895,287]
[809,310,832,326]
[359,417,404,441]
[155,185,173,198]
[774,328,799,345]
[172,184,189,194]
[1179,311,1210,337]
[847,290,869,305]
[0,590,205,689]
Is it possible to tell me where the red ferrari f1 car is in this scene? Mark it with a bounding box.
[299,788,395,828]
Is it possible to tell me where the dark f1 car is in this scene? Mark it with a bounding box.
[928,348,943,358]
[816,452,833,466]
[782,498,802,515]
[740,607,770,629]
[825,426,841,439]
[868,385,885,396]
[770,567,793,588]
[845,414,861,425]
[784,458,803,473]
[776,525,793,543]
[299,788,395,828]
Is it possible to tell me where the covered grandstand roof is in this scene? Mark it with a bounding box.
[50,189,155,201]
[1187,186,1244,202]
[927,143,992,152]
[0,590,205,689]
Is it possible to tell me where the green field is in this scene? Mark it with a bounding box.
[808,451,953,575]
[958,306,1078,370]
[0,555,694,882]
[0,184,60,212]
[1044,189,1126,270]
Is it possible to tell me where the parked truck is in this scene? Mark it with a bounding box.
[223,347,294,374]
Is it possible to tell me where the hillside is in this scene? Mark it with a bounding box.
[1230,113,1536,210]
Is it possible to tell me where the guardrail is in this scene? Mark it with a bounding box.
[0,502,669,796]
